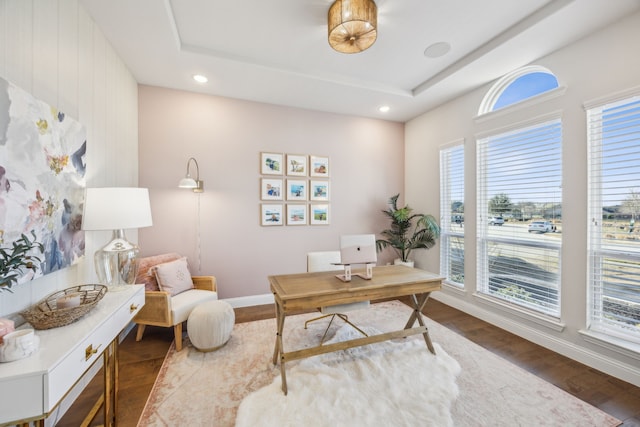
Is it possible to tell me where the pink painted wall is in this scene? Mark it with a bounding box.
[138,85,404,299]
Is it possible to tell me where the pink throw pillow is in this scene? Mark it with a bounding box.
[152,257,194,296]
[136,253,182,291]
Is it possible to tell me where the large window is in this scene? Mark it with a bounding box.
[440,142,464,287]
[587,94,640,344]
[477,119,562,317]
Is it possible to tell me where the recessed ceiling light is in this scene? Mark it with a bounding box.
[378,105,390,113]
[424,42,451,58]
[193,74,208,83]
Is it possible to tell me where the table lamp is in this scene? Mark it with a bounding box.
[82,187,153,290]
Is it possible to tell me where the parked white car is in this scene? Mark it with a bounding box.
[528,221,552,233]
[488,216,504,226]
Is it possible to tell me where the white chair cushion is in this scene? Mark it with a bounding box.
[171,289,218,324]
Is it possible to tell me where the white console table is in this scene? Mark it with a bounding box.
[0,285,145,427]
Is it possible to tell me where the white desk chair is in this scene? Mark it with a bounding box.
[305,251,369,343]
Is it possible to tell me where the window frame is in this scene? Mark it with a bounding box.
[439,140,465,288]
[476,116,563,319]
[586,92,640,345]
[478,65,559,115]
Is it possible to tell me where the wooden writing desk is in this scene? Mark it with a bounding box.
[269,265,443,394]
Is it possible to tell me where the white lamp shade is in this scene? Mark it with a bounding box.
[82,187,153,231]
[178,177,198,189]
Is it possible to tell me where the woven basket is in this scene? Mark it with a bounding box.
[21,284,108,330]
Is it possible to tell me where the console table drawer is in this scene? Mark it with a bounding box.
[45,318,116,410]
[45,288,144,411]
[114,290,144,327]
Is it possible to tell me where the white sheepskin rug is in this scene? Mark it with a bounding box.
[235,325,461,427]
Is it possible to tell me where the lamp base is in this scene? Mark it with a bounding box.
[94,230,140,289]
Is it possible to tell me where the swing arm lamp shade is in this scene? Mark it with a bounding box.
[178,157,204,193]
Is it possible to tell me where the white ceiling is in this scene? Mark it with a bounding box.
[80,0,640,122]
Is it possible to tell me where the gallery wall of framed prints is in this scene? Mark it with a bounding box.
[259,152,330,226]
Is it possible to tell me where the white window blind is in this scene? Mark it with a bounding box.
[440,142,464,286]
[587,95,640,344]
[477,119,562,316]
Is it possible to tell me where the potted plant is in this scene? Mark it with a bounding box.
[376,194,440,267]
[0,231,44,292]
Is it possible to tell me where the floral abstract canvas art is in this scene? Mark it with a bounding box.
[0,76,86,286]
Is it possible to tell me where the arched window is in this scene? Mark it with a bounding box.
[479,66,559,114]
[475,64,563,318]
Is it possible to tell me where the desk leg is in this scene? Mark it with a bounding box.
[404,293,435,354]
[271,299,283,365]
[271,298,289,395]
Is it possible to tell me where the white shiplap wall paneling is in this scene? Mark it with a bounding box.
[58,0,80,118]
[32,0,59,107]
[2,1,34,91]
[0,0,139,309]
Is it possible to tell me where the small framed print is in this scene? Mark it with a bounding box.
[310,180,329,201]
[287,204,307,225]
[310,204,330,225]
[261,204,283,226]
[310,155,329,177]
[286,154,307,176]
[286,179,307,201]
[261,178,283,200]
[261,152,283,175]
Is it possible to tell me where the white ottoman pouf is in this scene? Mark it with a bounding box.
[187,300,235,352]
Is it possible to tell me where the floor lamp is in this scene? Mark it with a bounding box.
[82,187,153,290]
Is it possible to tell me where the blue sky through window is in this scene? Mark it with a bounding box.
[483,120,562,204]
[493,72,559,111]
[600,98,640,206]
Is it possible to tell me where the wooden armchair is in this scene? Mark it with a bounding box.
[133,253,218,351]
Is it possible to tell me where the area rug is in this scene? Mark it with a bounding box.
[236,327,461,427]
[138,301,621,427]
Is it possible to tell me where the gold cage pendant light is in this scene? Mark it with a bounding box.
[328,0,377,54]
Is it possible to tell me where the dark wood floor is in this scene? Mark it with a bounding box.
[57,298,640,426]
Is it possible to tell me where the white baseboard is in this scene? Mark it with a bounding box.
[223,293,274,308]
[431,292,640,388]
